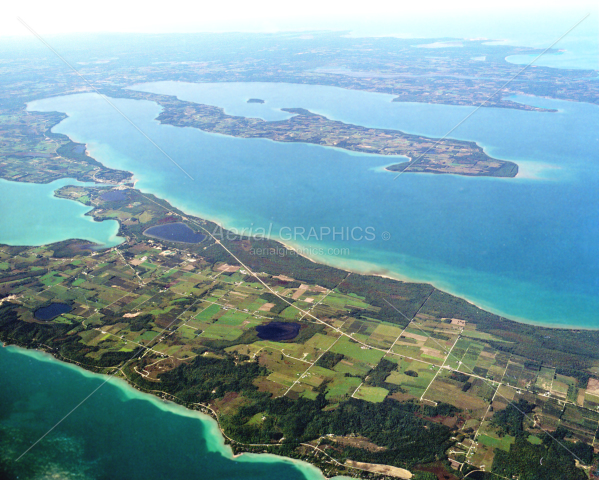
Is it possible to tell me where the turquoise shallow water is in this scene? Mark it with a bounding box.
[0,178,122,248]
[0,345,337,480]
[27,83,599,327]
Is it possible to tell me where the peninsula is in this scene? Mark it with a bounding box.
[120,89,518,177]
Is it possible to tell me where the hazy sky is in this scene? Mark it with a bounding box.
[2,0,597,38]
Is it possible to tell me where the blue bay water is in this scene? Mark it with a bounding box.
[0,178,122,248]
[0,345,335,480]
[27,83,599,327]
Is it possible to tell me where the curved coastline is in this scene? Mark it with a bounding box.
[2,30,597,480]
[0,177,124,248]
[37,150,595,330]
[24,95,599,326]
[256,235,598,330]
[0,343,345,480]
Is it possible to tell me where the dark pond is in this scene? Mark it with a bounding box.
[255,322,301,341]
[34,303,72,321]
[143,222,206,243]
[100,190,128,202]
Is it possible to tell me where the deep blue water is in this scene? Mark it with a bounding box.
[27,83,599,327]
[144,222,206,243]
[34,303,72,321]
[256,322,301,341]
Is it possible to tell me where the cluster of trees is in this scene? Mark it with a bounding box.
[0,303,143,368]
[259,292,291,315]
[224,395,455,467]
[133,353,268,404]
[0,268,47,287]
[490,399,535,436]
[105,187,599,381]
[214,236,347,290]
[128,313,153,332]
[338,274,433,326]
[0,303,72,348]
[489,400,594,479]
[292,323,325,344]
[3,208,599,479]
[364,358,401,392]
[315,351,344,369]
[492,434,591,480]
[122,344,457,468]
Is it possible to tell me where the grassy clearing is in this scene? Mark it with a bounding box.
[196,303,221,321]
[527,435,543,445]
[217,310,250,326]
[326,376,362,400]
[40,271,64,286]
[330,336,385,365]
[201,324,242,341]
[386,359,437,398]
[354,385,389,403]
[280,306,301,319]
[477,433,514,452]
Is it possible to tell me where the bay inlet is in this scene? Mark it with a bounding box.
[0,178,122,248]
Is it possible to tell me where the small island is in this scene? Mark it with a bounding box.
[247,98,265,104]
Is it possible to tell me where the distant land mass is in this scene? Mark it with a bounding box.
[247,98,265,104]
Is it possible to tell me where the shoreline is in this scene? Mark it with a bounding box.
[24,96,533,327]
[0,343,345,480]
[22,99,598,329]
[251,236,599,331]
[38,171,599,331]
[0,177,123,248]
[126,83,521,178]
[2,32,597,480]
[1,161,595,331]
